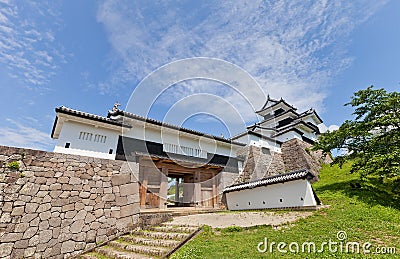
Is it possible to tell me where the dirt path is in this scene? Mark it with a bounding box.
[167,211,313,228]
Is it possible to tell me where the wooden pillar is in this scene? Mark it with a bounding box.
[175,178,179,204]
[159,167,168,209]
[194,171,201,207]
[212,172,218,208]
[139,166,148,209]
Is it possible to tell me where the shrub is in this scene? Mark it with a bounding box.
[7,161,20,170]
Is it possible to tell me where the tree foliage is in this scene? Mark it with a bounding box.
[313,86,400,193]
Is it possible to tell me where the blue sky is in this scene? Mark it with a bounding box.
[0,0,399,151]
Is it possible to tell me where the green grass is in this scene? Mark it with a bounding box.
[171,163,400,258]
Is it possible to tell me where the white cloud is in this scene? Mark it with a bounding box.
[0,119,54,151]
[95,0,387,123]
[0,1,64,87]
[318,124,340,133]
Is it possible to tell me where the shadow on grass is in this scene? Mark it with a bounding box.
[315,179,400,211]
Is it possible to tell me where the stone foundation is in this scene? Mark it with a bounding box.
[236,146,285,183]
[281,139,332,178]
[235,139,332,183]
[0,146,140,258]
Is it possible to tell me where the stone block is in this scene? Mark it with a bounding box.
[49,190,62,198]
[0,243,13,258]
[43,195,51,203]
[120,203,138,218]
[120,183,138,196]
[72,232,86,242]
[24,247,36,257]
[36,190,48,197]
[39,229,53,243]
[104,187,112,194]
[14,239,29,249]
[70,219,84,233]
[102,193,115,201]
[75,202,85,211]
[37,203,51,212]
[28,234,40,246]
[29,217,40,227]
[14,222,29,232]
[115,196,128,206]
[62,203,75,212]
[0,213,11,223]
[86,229,96,242]
[39,220,49,230]
[19,182,40,195]
[79,191,90,198]
[65,210,77,219]
[39,211,51,220]
[111,174,131,186]
[57,176,69,184]
[1,232,23,242]
[69,177,81,185]
[49,183,62,190]
[61,240,75,254]
[49,217,61,227]
[11,206,25,216]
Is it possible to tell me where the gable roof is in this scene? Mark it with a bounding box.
[257,95,297,113]
[298,108,323,124]
[52,106,245,146]
[271,120,320,138]
[223,169,316,193]
[51,106,132,138]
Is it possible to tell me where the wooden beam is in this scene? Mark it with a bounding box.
[212,172,218,208]
[139,167,148,209]
[159,167,168,209]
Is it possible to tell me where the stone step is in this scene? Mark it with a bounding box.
[121,235,181,248]
[95,246,151,259]
[79,253,104,259]
[109,240,168,257]
[148,225,198,233]
[131,230,190,240]
[161,222,198,228]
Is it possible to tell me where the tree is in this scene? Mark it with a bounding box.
[313,86,400,193]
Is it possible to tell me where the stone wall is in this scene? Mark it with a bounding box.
[236,146,285,183]
[281,138,333,178]
[235,139,332,183]
[0,146,140,258]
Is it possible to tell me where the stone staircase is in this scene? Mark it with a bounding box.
[80,223,200,259]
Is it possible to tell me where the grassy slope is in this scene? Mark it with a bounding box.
[171,163,400,258]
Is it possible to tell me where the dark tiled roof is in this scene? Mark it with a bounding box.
[260,109,299,123]
[223,169,315,193]
[110,109,246,146]
[51,106,132,138]
[271,120,320,138]
[257,96,297,113]
[298,108,323,123]
[55,106,132,128]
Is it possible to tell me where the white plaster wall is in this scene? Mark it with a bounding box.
[301,130,318,141]
[235,134,281,153]
[302,115,320,125]
[275,131,302,143]
[123,120,238,157]
[225,180,317,210]
[54,121,120,159]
